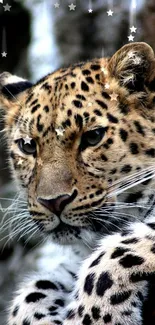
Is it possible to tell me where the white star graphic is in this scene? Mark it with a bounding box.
[101,67,108,75]
[128,51,135,58]
[68,3,76,11]
[1,51,7,57]
[55,127,65,136]
[17,158,23,166]
[88,102,92,107]
[110,92,118,101]
[24,135,32,145]
[88,8,93,13]
[128,34,134,42]
[37,158,43,166]
[54,2,60,8]
[107,9,113,16]
[130,26,137,33]
[105,83,110,89]
[3,3,11,11]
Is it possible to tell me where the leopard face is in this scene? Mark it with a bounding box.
[1,42,155,244]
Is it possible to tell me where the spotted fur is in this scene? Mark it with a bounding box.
[1,43,155,325]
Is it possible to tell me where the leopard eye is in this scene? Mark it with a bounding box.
[17,138,37,155]
[80,127,107,151]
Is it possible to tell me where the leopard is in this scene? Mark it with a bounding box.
[1,42,155,325]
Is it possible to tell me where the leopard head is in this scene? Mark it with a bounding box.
[1,42,155,245]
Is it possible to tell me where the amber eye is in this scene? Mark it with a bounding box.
[80,127,107,151]
[17,138,37,155]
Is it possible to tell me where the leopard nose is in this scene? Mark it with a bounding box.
[37,194,72,217]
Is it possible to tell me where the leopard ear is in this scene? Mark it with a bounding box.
[0,72,32,111]
[108,42,155,92]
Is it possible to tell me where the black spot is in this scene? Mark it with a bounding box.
[78,305,84,317]
[36,280,58,290]
[49,306,58,312]
[81,81,89,91]
[71,82,75,89]
[22,319,31,325]
[82,69,91,75]
[12,305,19,317]
[83,112,89,120]
[54,321,62,325]
[91,306,100,320]
[119,254,144,268]
[119,103,129,115]
[36,114,43,132]
[25,292,46,303]
[107,113,118,124]
[121,229,133,237]
[74,114,83,129]
[93,109,102,116]
[96,272,113,296]
[66,309,75,320]
[49,311,58,316]
[86,77,94,84]
[96,99,107,109]
[119,129,128,142]
[134,121,145,136]
[121,237,139,244]
[31,104,41,114]
[137,291,144,301]
[130,142,139,154]
[84,273,95,295]
[72,100,83,108]
[129,271,155,283]
[62,119,71,128]
[101,154,108,161]
[110,290,131,305]
[90,64,100,70]
[34,313,45,320]
[43,105,49,113]
[121,165,132,173]
[151,243,155,253]
[67,109,72,117]
[76,94,86,100]
[122,310,132,316]
[103,313,112,323]
[145,148,155,157]
[54,299,64,307]
[82,313,92,325]
[111,247,129,259]
[102,91,110,99]
[89,252,105,268]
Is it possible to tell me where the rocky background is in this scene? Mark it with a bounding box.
[0,0,154,323]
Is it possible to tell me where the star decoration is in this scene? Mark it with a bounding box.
[3,3,11,11]
[1,51,7,57]
[68,3,76,11]
[54,2,60,8]
[101,67,108,75]
[37,158,43,166]
[107,9,113,16]
[110,92,118,101]
[24,135,32,145]
[130,26,137,33]
[128,51,135,59]
[88,102,92,107]
[105,83,110,89]
[17,158,23,166]
[88,8,93,13]
[128,34,134,42]
[55,127,65,136]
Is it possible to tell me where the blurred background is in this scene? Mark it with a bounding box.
[0,0,155,323]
